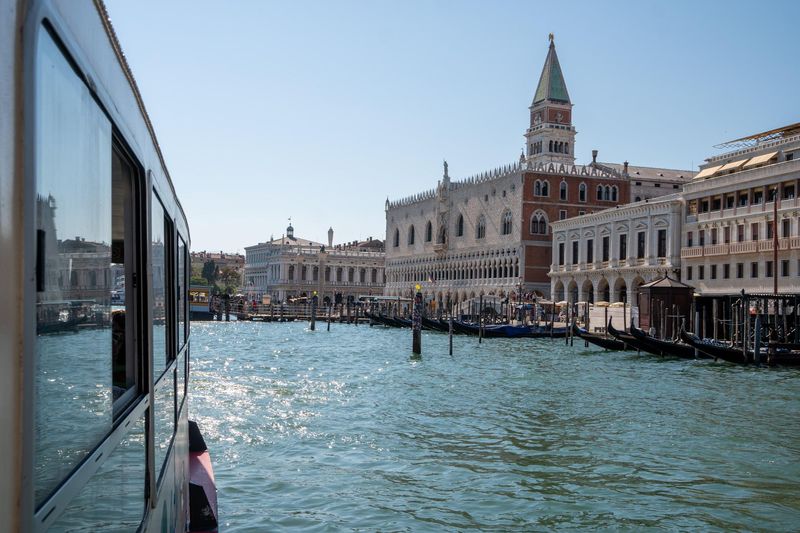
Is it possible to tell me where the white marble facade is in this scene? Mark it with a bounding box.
[549,194,683,305]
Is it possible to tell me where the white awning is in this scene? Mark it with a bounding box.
[693,164,722,180]
[742,151,779,169]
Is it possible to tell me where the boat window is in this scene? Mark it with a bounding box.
[34,28,115,506]
[49,415,147,529]
[177,234,187,349]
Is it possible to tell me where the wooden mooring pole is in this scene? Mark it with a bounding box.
[412,287,422,356]
[327,304,331,331]
[310,293,318,331]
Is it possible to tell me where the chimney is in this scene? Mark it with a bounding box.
[328,227,334,248]
[591,150,598,164]
[623,161,629,175]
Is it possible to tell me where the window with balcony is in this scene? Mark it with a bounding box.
[687,231,693,247]
[619,234,627,260]
[724,226,730,244]
[572,241,578,265]
[753,190,763,204]
[712,198,721,211]
[700,200,709,213]
[637,231,645,259]
[699,230,705,246]
[726,195,735,209]
[711,228,717,245]
[586,239,594,263]
[737,224,744,242]
[751,223,759,241]
[558,243,565,265]
[767,223,773,240]
[738,193,748,207]
[783,185,795,200]
[602,236,610,262]
[782,218,791,238]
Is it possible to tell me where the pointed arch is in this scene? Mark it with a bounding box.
[393,228,400,247]
[476,215,486,239]
[560,180,568,201]
[407,225,415,245]
[425,220,433,242]
[534,180,542,196]
[501,210,513,235]
[604,185,611,201]
[597,185,603,200]
[541,180,550,197]
[611,185,618,202]
[578,182,587,203]
[530,210,549,235]
[456,213,464,237]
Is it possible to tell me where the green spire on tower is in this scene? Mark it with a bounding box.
[532,33,571,105]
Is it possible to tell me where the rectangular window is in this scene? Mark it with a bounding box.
[725,195,735,209]
[619,234,627,260]
[723,264,730,279]
[782,219,791,238]
[637,231,645,259]
[781,259,789,277]
[655,183,661,188]
[559,209,567,220]
[739,193,748,207]
[751,262,759,278]
[724,226,730,244]
[737,263,744,279]
[751,223,759,241]
[711,264,717,279]
[657,229,667,257]
[737,224,744,242]
[602,236,609,262]
[586,239,594,264]
[699,265,705,280]
[558,242,565,265]
[686,266,692,280]
[710,228,717,245]
[572,241,578,265]
[784,185,796,199]
[34,28,124,506]
[753,190,763,204]
[687,231,693,247]
[700,200,709,213]
[711,197,721,211]
[767,222,773,240]
[766,261,773,277]
[699,230,705,246]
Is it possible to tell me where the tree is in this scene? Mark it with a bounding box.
[219,267,240,290]
[201,260,217,283]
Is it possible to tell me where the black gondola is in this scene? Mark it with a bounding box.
[627,323,704,359]
[679,328,749,364]
[572,322,628,351]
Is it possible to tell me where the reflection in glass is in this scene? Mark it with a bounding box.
[154,370,175,480]
[50,416,146,531]
[34,29,112,505]
[178,236,186,349]
[152,197,167,373]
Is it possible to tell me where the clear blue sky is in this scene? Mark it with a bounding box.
[105,0,800,253]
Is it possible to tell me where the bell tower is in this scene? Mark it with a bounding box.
[525,34,576,166]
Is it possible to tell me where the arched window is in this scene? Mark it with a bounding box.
[564,142,569,154]
[579,183,587,202]
[501,210,513,235]
[534,180,541,196]
[348,268,354,282]
[393,228,399,247]
[438,226,447,244]
[604,186,611,201]
[371,268,378,283]
[336,267,343,282]
[456,214,464,237]
[549,140,553,152]
[635,196,641,202]
[288,265,295,280]
[597,185,603,200]
[408,225,415,245]
[541,181,549,196]
[611,186,618,202]
[425,220,432,242]
[560,181,568,201]
[530,211,548,235]
[359,268,366,283]
[476,216,486,239]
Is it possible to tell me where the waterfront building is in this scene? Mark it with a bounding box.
[191,250,245,275]
[244,224,385,304]
[384,35,688,304]
[680,123,800,295]
[548,193,684,305]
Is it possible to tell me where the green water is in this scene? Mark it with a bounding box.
[190,321,800,532]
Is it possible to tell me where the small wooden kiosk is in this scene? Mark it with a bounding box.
[637,276,694,340]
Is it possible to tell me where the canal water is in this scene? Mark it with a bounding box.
[190,321,800,532]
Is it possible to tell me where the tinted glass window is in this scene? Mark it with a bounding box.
[34,29,113,505]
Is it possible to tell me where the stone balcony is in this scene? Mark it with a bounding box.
[681,237,800,259]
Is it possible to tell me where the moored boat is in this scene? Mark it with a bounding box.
[572,322,628,351]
